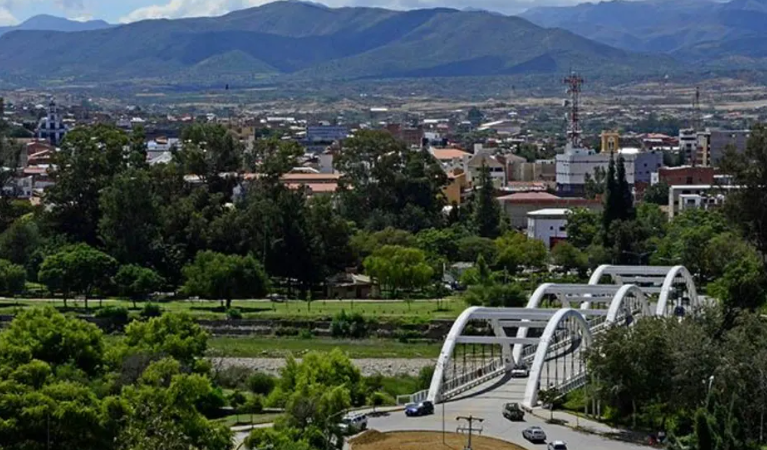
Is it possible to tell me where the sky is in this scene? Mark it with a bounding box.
[0,0,591,25]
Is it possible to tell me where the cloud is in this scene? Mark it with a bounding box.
[0,6,17,25]
[119,0,584,23]
[120,0,271,22]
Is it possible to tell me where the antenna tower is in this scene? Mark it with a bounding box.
[564,72,585,148]
[692,86,701,132]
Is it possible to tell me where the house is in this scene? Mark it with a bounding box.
[653,166,715,186]
[430,147,471,173]
[498,192,602,229]
[527,208,570,250]
[444,170,469,205]
[467,148,506,187]
[668,185,739,219]
[326,273,374,299]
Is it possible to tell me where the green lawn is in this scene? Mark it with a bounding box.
[0,297,465,321]
[206,337,441,359]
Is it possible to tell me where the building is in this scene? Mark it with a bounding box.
[668,185,738,219]
[556,148,662,196]
[444,170,468,205]
[467,150,506,187]
[499,192,602,229]
[699,129,750,167]
[35,99,68,146]
[430,147,471,173]
[600,131,620,154]
[478,120,522,135]
[306,125,348,143]
[527,208,570,249]
[654,166,715,186]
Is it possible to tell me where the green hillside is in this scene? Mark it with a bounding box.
[0,1,675,87]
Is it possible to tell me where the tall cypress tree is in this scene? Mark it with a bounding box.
[602,152,618,241]
[616,153,635,221]
[473,163,501,239]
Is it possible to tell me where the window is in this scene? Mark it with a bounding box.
[550,226,554,230]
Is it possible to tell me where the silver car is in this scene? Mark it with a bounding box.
[523,426,547,443]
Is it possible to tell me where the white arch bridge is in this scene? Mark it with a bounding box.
[417,265,701,409]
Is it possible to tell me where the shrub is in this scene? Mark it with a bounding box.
[242,394,264,416]
[275,326,298,337]
[214,365,252,390]
[331,310,369,339]
[94,306,130,331]
[196,386,227,418]
[369,391,395,409]
[416,366,435,391]
[247,371,276,396]
[395,329,422,343]
[227,308,243,320]
[298,328,313,339]
[140,303,163,318]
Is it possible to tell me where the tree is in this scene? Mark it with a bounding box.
[46,125,131,244]
[709,254,767,313]
[721,123,767,258]
[335,130,447,232]
[114,265,165,309]
[38,244,118,309]
[551,242,588,277]
[0,214,40,268]
[565,208,600,250]
[643,181,670,205]
[0,259,25,296]
[182,251,268,309]
[467,106,484,128]
[363,245,434,298]
[472,164,502,238]
[116,358,232,450]
[584,166,607,200]
[495,231,548,274]
[98,168,160,265]
[122,313,208,365]
[176,123,243,194]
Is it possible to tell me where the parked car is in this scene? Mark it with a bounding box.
[522,426,547,443]
[338,413,367,435]
[268,293,287,303]
[511,365,530,378]
[405,401,434,416]
[502,402,525,421]
[548,440,568,450]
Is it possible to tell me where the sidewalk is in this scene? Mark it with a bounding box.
[529,408,651,445]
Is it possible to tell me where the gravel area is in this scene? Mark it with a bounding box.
[210,357,436,377]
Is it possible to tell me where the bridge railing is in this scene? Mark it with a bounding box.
[397,389,429,405]
[440,359,505,401]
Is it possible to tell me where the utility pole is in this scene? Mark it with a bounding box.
[456,415,484,450]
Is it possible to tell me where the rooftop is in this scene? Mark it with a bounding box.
[431,148,470,160]
[528,208,571,217]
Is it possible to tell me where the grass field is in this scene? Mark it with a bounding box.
[0,297,465,321]
[206,337,441,359]
[349,431,525,450]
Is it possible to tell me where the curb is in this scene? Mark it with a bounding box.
[528,409,653,447]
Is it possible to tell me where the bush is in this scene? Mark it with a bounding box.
[0,259,26,296]
[247,371,276,396]
[242,394,264,415]
[275,326,298,336]
[298,328,313,339]
[94,306,130,331]
[331,310,369,339]
[395,329,422,343]
[214,365,252,389]
[196,386,227,418]
[368,391,395,409]
[416,366,435,391]
[140,303,163,318]
[227,308,243,320]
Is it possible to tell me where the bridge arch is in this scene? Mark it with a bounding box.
[513,283,651,362]
[523,308,593,408]
[656,265,699,317]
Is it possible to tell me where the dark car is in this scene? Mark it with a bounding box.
[405,401,434,416]
[502,402,525,421]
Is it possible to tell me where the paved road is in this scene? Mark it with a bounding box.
[366,374,647,450]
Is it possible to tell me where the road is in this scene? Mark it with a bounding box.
[365,373,648,450]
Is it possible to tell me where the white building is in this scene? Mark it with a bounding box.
[556,147,662,196]
[35,99,68,146]
[527,208,570,249]
[668,185,738,219]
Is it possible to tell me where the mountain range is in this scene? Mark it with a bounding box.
[0,1,670,87]
[0,14,110,37]
[521,0,767,64]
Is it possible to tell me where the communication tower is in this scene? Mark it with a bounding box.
[563,72,585,149]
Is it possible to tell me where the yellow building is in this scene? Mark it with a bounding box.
[444,169,468,205]
[600,131,620,154]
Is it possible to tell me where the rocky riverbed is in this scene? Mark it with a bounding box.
[210,357,436,377]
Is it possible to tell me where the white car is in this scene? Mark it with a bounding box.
[548,440,568,450]
[522,426,547,442]
[511,366,530,378]
[338,413,368,435]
